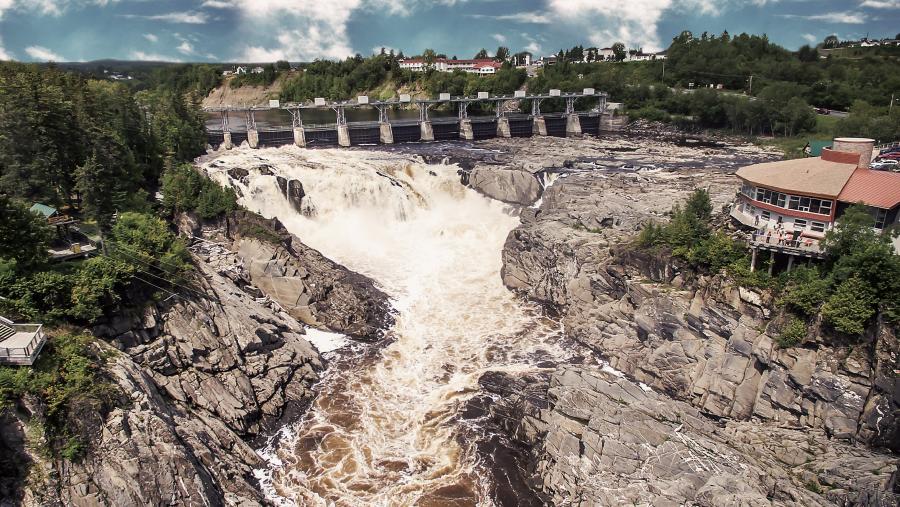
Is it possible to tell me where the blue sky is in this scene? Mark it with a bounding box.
[0,0,897,63]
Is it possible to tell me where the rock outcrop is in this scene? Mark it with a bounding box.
[497,140,899,503]
[5,208,393,506]
[466,165,543,206]
[220,211,393,340]
[484,366,898,506]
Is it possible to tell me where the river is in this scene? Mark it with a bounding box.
[202,147,572,506]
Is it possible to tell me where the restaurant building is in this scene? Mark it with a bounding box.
[730,138,900,271]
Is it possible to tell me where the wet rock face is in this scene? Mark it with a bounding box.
[222,211,393,340]
[494,366,898,506]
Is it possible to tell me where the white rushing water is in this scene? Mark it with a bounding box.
[204,146,569,506]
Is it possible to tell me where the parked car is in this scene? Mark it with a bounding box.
[872,159,899,170]
[877,152,900,160]
[879,146,900,155]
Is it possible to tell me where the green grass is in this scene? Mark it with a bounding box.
[756,116,840,159]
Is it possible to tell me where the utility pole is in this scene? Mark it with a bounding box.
[661,60,665,81]
[748,75,753,95]
[891,93,895,114]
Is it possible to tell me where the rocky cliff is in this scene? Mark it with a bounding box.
[498,150,899,504]
[483,367,897,506]
[4,212,392,506]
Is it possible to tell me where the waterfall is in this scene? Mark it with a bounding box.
[202,146,570,506]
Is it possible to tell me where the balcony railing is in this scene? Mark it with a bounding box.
[0,324,46,365]
[749,231,825,257]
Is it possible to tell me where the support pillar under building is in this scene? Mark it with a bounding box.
[768,251,775,276]
[247,129,259,149]
[379,123,394,144]
[420,121,434,141]
[293,127,306,148]
[337,125,351,147]
[497,117,511,138]
[459,118,474,140]
[533,116,547,136]
[566,114,582,137]
[222,131,233,150]
[750,247,758,273]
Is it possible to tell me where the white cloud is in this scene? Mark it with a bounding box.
[492,33,506,44]
[232,0,361,62]
[0,0,123,18]
[469,11,551,23]
[802,33,818,43]
[130,50,181,62]
[200,0,232,7]
[0,36,12,60]
[177,41,195,55]
[524,41,542,55]
[860,0,899,7]
[122,10,209,24]
[548,0,673,50]
[143,33,158,43]
[779,11,867,23]
[25,45,63,60]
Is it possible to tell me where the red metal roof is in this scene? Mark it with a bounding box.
[838,169,900,209]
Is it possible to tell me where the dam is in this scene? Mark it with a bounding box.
[203,89,624,149]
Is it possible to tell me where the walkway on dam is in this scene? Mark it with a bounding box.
[203,89,622,149]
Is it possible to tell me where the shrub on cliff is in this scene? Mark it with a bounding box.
[0,333,118,462]
[778,267,830,316]
[822,277,878,336]
[160,164,238,220]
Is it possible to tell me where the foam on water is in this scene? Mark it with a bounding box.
[203,146,570,506]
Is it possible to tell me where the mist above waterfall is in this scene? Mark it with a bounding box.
[202,146,570,506]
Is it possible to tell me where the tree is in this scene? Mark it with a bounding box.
[823,35,839,49]
[108,212,190,277]
[797,45,818,62]
[474,48,489,59]
[495,46,510,61]
[822,277,877,335]
[275,60,291,71]
[0,195,51,270]
[612,42,626,62]
[422,48,437,65]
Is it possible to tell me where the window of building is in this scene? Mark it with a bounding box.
[874,208,887,230]
[761,210,771,222]
[788,196,800,210]
[793,219,807,230]
[810,221,826,233]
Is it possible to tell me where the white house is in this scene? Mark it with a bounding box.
[598,48,615,61]
[251,66,265,74]
[235,66,248,74]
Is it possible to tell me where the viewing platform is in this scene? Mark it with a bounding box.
[0,317,47,366]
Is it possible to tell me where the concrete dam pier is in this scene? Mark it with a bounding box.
[204,90,617,149]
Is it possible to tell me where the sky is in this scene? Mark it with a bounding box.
[0,0,897,63]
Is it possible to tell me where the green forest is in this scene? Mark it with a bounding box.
[0,62,233,326]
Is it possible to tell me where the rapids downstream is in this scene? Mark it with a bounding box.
[203,147,572,506]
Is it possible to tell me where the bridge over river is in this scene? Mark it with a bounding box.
[203,89,620,149]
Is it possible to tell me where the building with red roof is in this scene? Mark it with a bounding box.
[399,58,503,74]
[731,137,900,268]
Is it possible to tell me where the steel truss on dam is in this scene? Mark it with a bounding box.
[203,89,614,149]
